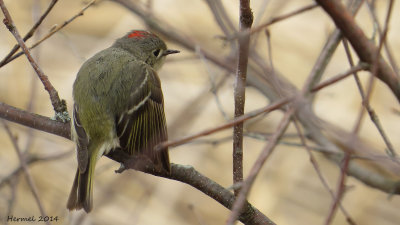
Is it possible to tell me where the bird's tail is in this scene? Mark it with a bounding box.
[66,156,96,213]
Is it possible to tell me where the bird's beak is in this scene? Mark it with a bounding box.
[162,49,180,56]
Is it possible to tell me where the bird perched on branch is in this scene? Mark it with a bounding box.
[67,30,179,212]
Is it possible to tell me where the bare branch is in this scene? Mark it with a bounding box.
[0,0,58,67]
[107,151,276,225]
[0,102,70,139]
[0,0,66,116]
[315,0,400,102]
[249,3,318,38]
[2,121,51,225]
[232,0,253,196]
[324,153,352,225]
[158,97,291,150]
[310,63,370,92]
[0,0,97,68]
[227,107,294,225]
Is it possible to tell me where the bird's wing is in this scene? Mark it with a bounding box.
[115,65,170,172]
[72,104,89,173]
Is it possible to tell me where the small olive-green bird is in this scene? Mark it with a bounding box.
[67,30,179,213]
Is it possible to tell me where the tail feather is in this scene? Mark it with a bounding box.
[67,159,94,213]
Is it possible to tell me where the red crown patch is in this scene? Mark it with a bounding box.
[128,30,155,39]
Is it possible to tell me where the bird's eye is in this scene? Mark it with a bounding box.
[153,49,161,57]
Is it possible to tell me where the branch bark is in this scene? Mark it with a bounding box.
[108,150,276,225]
[108,0,400,196]
[0,101,277,224]
[315,0,400,102]
[233,0,253,196]
[0,102,70,139]
[0,0,67,115]
[0,0,58,67]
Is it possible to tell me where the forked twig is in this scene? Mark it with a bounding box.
[2,121,51,225]
[0,0,59,67]
[1,0,97,67]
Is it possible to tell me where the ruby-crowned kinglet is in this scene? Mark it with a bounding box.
[67,30,179,213]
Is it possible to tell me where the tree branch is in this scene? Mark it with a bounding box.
[0,0,67,116]
[315,0,400,102]
[227,107,294,225]
[0,0,58,67]
[0,0,97,68]
[233,0,253,196]
[0,102,70,139]
[108,150,275,225]
[0,102,278,224]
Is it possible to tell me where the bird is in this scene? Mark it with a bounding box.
[67,30,179,213]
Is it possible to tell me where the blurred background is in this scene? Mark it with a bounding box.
[1,0,400,224]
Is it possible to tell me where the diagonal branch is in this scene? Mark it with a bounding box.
[108,150,276,225]
[227,107,294,225]
[0,0,97,68]
[0,0,58,67]
[0,0,67,116]
[2,121,51,225]
[315,0,400,102]
[0,101,278,224]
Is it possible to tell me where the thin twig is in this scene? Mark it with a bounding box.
[305,0,363,94]
[2,121,51,225]
[232,0,253,196]
[364,0,399,77]
[324,153,352,225]
[5,176,19,225]
[350,0,397,158]
[107,151,276,225]
[226,3,319,41]
[364,0,397,158]
[227,107,294,225]
[311,63,370,92]
[344,40,367,134]
[249,3,318,37]
[1,0,97,67]
[0,0,58,67]
[315,0,400,102]
[0,150,73,188]
[204,0,236,37]
[158,97,292,150]
[0,0,66,116]
[292,118,356,225]
[195,46,229,120]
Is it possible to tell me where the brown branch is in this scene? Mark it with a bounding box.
[110,0,400,197]
[305,0,363,93]
[107,151,276,225]
[0,0,58,67]
[0,102,70,139]
[0,0,97,68]
[325,153,352,225]
[225,3,319,41]
[292,118,356,225]
[158,97,292,150]
[310,63,369,92]
[233,0,253,196]
[0,101,279,224]
[345,39,367,135]
[0,150,72,188]
[227,107,294,225]
[2,121,51,225]
[204,0,236,37]
[0,0,66,115]
[249,3,318,37]
[315,0,400,103]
